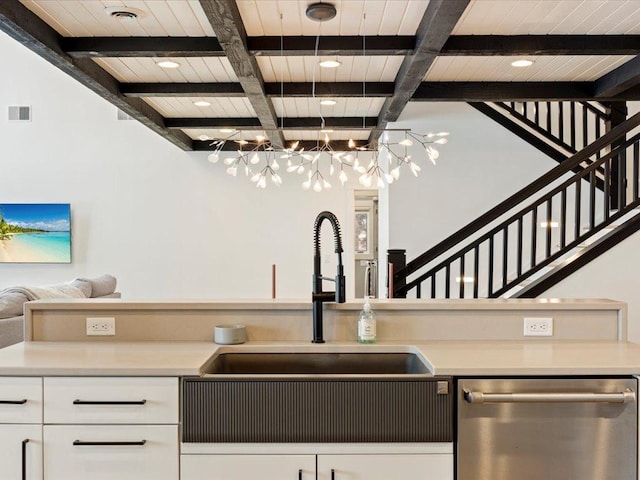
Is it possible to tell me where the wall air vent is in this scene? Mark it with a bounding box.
[117,108,133,120]
[8,106,31,122]
[104,6,144,21]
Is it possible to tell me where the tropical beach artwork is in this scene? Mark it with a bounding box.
[0,204,71,263]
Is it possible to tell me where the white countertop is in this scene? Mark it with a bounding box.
[1,340,640,376]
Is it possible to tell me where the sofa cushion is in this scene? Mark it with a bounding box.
[70,278,92,297]
[79,274,117,298]
[0,292,28,319]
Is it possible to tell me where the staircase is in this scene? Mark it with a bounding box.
[390,111,640,299]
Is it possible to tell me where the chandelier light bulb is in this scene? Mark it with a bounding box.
[250,153,260,165]
[313,180,322,192]
[339,170,348,185]
[377,176,385,188]
[223,157,235,165]
[399,138,413,146]
[257,176,267,188]
[359,173,372,187]
[226,166,238,176]
[391,166,401,180]
[302,179,311,190]
[434,138,448,145]
[409,162,421,176]
[251,172,261,182]
[297,165,305,174]
[272,159,280,171]
[323,179,332,189]
[385,173,395,184]
[207,153,219,163]
[348,138,356,149]
[329,163,335,176]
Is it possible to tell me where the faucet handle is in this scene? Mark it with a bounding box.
[335,274,346,303]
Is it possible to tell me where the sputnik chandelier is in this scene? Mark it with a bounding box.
[205,2,449,190]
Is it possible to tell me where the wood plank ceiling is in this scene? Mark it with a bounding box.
[1,0,639,151]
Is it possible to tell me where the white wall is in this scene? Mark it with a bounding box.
[0,31,361,299]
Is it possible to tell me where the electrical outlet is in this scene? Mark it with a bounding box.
[523,317,553,337]
[86,317,116,336]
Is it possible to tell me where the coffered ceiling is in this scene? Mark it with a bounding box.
[1,0,639,151]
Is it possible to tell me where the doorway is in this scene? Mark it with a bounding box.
[354,190,379,298]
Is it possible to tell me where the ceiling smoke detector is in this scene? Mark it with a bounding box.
[305,3,337,22]
[104,6,144,21]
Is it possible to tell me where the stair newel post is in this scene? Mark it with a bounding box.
[387,249,407,299]
[604,102,628,209]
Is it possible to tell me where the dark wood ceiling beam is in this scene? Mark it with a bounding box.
[61,34,640,58]
[199,0,284,148]
[166,117,378,129]
[264,82,394,97]
[412,82,599,101]
[441,35,640,56]
[0,0,192,150]
[247,36,415,56]
[62,36,224,58]
[595,56,640,98]
[121,82,246,97]
[193,139,369,151]
[121,82,394,98]
[371,0,470,142]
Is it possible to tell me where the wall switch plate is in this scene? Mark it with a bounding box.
[523,317,553,337]
[86,317,116,336]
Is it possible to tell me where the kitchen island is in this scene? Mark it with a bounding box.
[0,298,638,480]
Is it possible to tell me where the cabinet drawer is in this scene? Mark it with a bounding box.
[181,454,316,480]
[0,377,42,424]
[44,377,178,424]
[44,425,178,480]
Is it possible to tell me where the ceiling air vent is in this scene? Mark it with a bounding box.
[104,6,144,21]
[8,106,31,122]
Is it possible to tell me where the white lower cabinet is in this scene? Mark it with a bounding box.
[181,454,316,480]
[44,425,178,480]
[0,424,43,480]
[317,454,453,480]
[181,453,453,480]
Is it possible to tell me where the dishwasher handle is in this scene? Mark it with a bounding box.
[463,388,636,404]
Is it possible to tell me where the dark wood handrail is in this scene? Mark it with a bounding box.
[396,110,640,281]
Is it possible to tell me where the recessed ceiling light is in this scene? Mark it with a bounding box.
[219,128,235,133]
[320,99,337,106]
[511,59,533,68]
[319,60,341,68]
[320,129,334,133]
[156,60,180,69]
[198,134,211,141]
[193,100,211,107]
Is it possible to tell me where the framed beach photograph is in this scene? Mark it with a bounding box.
[0,204,71,263]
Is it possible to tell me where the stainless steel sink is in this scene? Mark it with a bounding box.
[201,351,431,375]
[185,349,451,443]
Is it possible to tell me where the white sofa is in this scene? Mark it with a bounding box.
[0,274,120,348]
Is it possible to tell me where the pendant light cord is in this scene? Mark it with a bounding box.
[313,23,325,130]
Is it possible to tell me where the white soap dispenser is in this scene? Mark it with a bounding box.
[358,296,377,344]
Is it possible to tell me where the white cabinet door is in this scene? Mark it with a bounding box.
[0,377,43,423]
[0,425,43,480]
[181,454,316,480]
[44,425,178,480]
[317,454,453,480]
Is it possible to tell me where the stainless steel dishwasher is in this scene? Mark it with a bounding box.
[457,377,637,480]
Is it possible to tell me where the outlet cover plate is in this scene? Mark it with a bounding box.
[86,317,116,336]
[523,317,553,337]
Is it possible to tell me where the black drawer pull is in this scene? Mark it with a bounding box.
[22,439,29,480]
[0,399,27,404]
[331,469,335,480]
[73,440,147,446]
[73,399,147,405]
[298,469,302,480]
